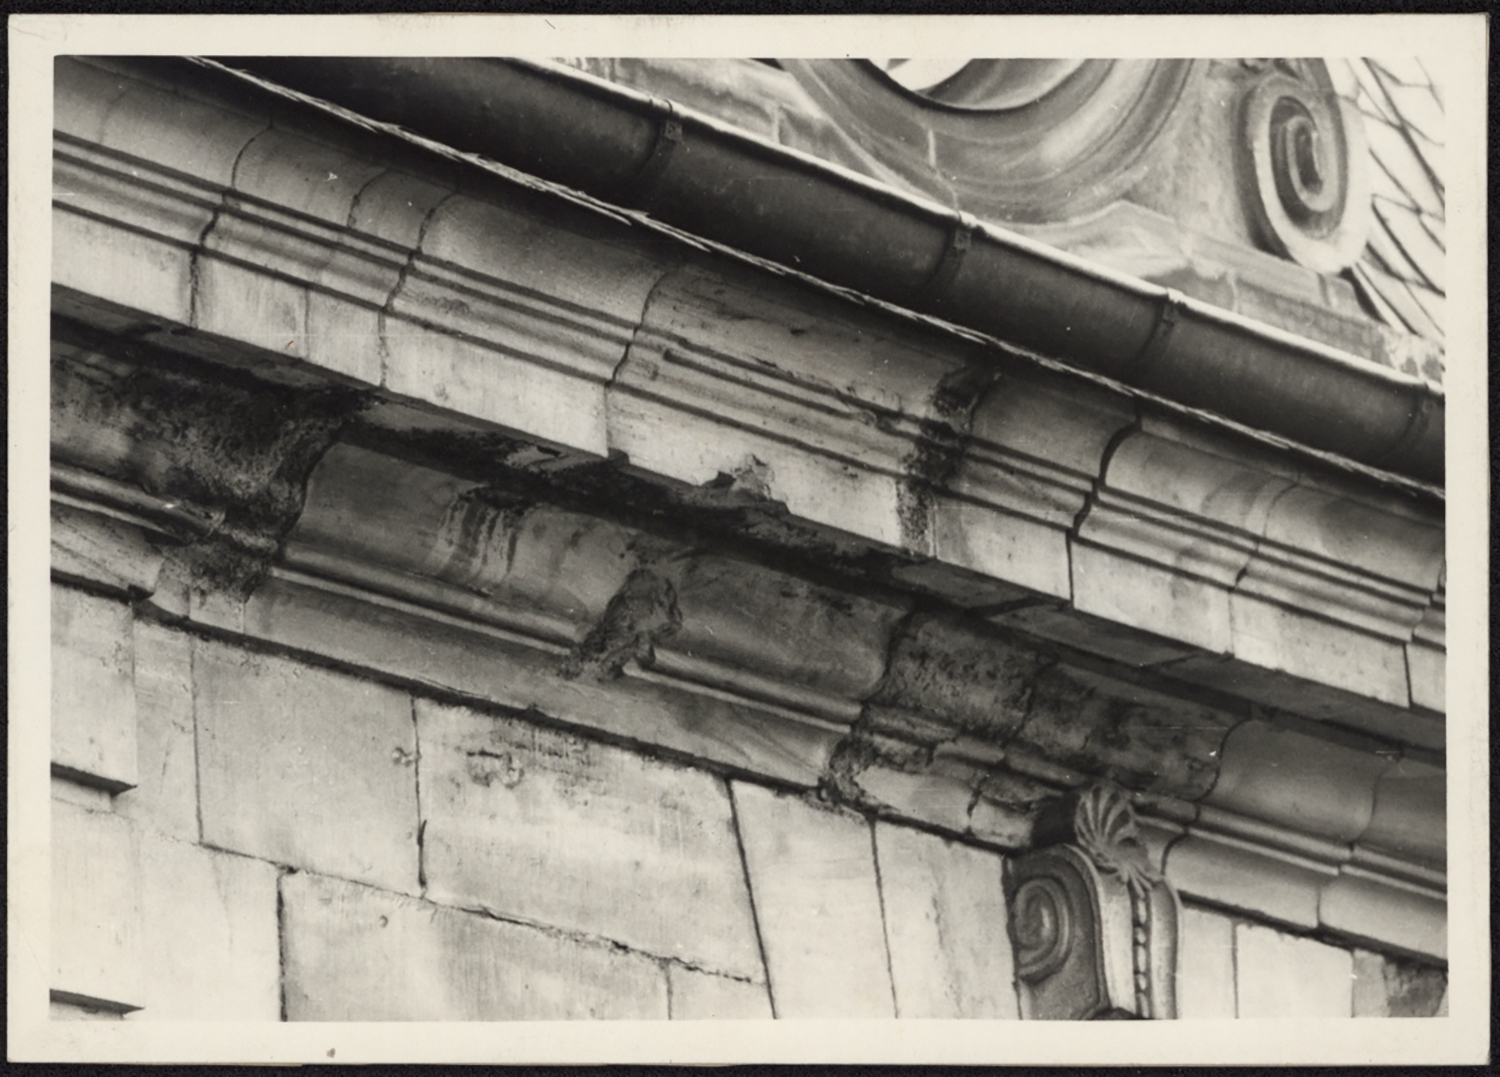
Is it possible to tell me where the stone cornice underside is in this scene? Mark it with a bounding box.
[49,56,1446,962]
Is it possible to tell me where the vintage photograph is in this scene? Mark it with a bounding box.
[10,13,1486,1066]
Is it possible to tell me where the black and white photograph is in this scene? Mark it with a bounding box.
[7,12,1488,1065]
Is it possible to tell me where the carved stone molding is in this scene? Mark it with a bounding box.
[1239,59,1371,274]
[1005,783,1180,1019]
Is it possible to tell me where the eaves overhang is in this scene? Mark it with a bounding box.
[217,54,1445,487]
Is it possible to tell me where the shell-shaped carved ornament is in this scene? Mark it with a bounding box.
[1240,69,1371,274]
[1072,782,1160,894]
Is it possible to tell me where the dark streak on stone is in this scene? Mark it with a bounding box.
[561,568,682,681]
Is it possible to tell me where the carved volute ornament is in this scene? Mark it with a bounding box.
[1239,58,1371,274]
[1005,782,1181,1020]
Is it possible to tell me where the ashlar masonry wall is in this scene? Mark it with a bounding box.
[52,588,1027,1020]
[52,581,1446,1021]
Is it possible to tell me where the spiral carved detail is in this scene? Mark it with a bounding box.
[1242,70,1370,274]
[1011,876,1074,982]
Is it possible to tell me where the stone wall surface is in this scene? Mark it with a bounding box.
[49,584,1049,1021]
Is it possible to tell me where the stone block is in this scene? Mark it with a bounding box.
[1405,637,1445,713]
[1164,835,1328,931]
[115,621,199,841]
[667,554,905,702]
[1360,757,1445,868]
[1176,905,1236,1019]
[194,640,420,894]
[382,192,663,457]
[873,823,1017,1019]
[52,586,137,792]
[1070,540,1234,657]
[1228,593,1411,707]
[668,967,774,1020]
[196,194,394,386]
[931,493,1073,600]
[281,872,667,1020]
[852,757,979,836]
[730,782,894,1018]
[244,574,839,790]
[1318,872,1446,962]
[1351,952,1447,1018]
[1351,949,1389,1017]
[228,128,389,227]
[607,372,908,551]
[51,799,141,1010]
[131,833,280,1020]
[50,502,167,597]
[1234,923,1353,1018]
[418,700,762,979]
[1206,720,1394,844]
[55,59,268,187]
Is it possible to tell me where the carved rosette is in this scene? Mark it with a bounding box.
[1005,782,1180,1020]
[1239,59,1371,274]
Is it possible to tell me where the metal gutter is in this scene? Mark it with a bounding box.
[221,55,1444,485]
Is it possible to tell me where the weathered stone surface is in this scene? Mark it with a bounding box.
[114,620,198,841]
[244,573,839,789]
[281,872,667,1020]
[132,833,280,1020]
[384,192,666,458]
[968,769,1057,850]
[50,501,167,597]
[666,554,907,702]
[51,799,141,1010]
[668,967,774,1020]
[1206,720,1394,844]
[730,782,894,1018]
[872,612,1042,742]
[50,343,363,603]
[1351,951,1448,1018]
[418,700,762,979]
[1176,904,1237,1019]
[1360,757,1445,868]
[1015,665,1235,800]
[1227,594,1411,708]
[1318,872,1446,961]
[194,640,420,893]
[53,60,264,327]
[52,586,137,791]
[1351,949,1389,1017]
[1234,923,1353,1018]
[936,369,1134,600]
[873,822,1017,1019]
[1164,835,1329,930]
[848,753,980,836]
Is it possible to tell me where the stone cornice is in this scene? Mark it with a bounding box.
[52,57,1445,742]
[46,401,1447,960]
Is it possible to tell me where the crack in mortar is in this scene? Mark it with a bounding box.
[376,190,459,385]
[187,119,274,330]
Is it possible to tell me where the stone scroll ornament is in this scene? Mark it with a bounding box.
[1004,782,1181,1020]
[1239,58,1372,275]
